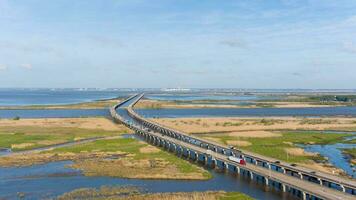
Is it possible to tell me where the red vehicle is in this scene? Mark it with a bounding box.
[228,156,246,165]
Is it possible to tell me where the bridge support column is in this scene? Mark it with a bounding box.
[281,167,286,174]
[264,177,269,186]
[298,172,303,180]
[266,163,271,170]
[318,178,322,186]
[250,172,253,180]
[341,185,346,193]
[281,184,286,192]
[204,155,208,165]
[302,191,306,200]
[236,166,240,174]
[178,146,183,156]
[211,158,217,168]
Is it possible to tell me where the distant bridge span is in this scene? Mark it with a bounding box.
[111,94,356,200]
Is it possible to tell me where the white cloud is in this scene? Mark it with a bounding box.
[0,64,7,71]
[20,63,32,70]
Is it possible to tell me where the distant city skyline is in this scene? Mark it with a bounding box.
[0,0,355,89]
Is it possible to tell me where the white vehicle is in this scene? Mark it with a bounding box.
[228,156,246,165]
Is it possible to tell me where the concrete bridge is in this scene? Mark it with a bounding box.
[111,94,356,200]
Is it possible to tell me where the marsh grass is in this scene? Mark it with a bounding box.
[57,187,253,200]
[299,119,338,125]
[0,126,123,151]
[53,137,212,179]
[202,131,352,163]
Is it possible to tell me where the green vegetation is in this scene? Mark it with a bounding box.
[219,192,254,200]
[341,148,356,165]
[345,139,356,144]
[57,186,140,200]
[0,126,122,151]
[216,122,243,127]
[13,116,20,120]
[53,137,211,179]
[342,148,356,158]
[202,131,352,163]
[299,118,338,125]
[57,187,253,200]
[309,95,356,103]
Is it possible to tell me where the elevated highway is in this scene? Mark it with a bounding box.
[111,94,356,200]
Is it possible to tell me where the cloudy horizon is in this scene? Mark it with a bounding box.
[0,0,355,89]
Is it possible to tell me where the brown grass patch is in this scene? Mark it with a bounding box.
[153,117,356,133]
[226,140,251,147]
[11,143,35,149]
[71,157,207,180]
[299,162,345,176]
[139,146,161,154]
[226,131,281,138]
[284,148,317,156]
[0,118,125,131]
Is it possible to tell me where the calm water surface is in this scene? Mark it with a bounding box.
[301,135,356,178]
[0,89,133,106]
[0,160,294,200]
[0,109,109,118]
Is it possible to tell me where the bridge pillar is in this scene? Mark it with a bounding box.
[177,146,182,156]
[264,177,269,186]
[298,172,303,180]
[236,166,240,174]
[266,163,271,169]
[211,158,217,168]
[224,162,228,170]
[340,185,346,193]
[302,191,306,200]
[250,171,253,180]
[317,178,322,186]
[281,183,287,192]
[281,167,286,174]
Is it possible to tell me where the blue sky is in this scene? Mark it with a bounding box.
[0,0,355,88]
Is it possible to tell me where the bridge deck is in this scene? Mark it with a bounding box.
[112,94,356,200]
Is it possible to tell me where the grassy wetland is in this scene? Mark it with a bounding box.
[57,186,253,200]
[153,117,356,175]
[342,148,356,165]
[0,117,211,180]
[0,117,128,151]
